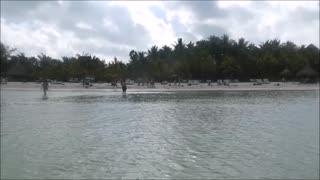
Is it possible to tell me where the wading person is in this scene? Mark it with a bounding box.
[121,79,127,94]
[42,79,49,96]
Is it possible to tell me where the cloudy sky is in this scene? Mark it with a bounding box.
[1,1,319,62]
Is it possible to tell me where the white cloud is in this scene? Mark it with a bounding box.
[102,19,118,33]
[189,1,320,46]
[108,1,177,49]
[76,22,93,30]
[1,18,81,58]
[217,1,252,8]
[0,1,319,62]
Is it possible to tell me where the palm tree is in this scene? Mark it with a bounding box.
[37,53,53,70]
[221,34,235,47]
[259,39,281,51]
[138,51,146,61]
[186,41,195,49]
[129,50,139,63]
[207,35,220,44]
[270,39,281,48]
[0,42,16,76]
[173,38,186,55]
[147,45,159,60]
[281,41,297,50]
[236,38,249,49]
[159,45,172,59]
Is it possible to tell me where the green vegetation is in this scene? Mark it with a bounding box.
[1,35,319,82]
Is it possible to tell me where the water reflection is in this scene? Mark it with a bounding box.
[0,89,319,179]
[42,95,49,101]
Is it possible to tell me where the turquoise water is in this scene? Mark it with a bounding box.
[1,89,319,179]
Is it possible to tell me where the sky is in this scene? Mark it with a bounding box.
[1,1,319,62]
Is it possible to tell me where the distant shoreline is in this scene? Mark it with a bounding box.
[1,82,319,92]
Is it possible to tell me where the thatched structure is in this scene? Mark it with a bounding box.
[296,64,318,83]
[6,64,31,81]
[297,65,317,78]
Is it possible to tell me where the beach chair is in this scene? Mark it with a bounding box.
[223,79,230,86]
[195,80,200,85]
[125,79,135,85]
[1,78,7,84]
[263,78,270,84]
[161,81,168,85]
[192,80,200,85]
[187,80,199,86]
[253,79,263,85]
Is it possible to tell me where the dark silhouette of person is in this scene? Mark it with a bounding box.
[112,81,117,88]
[42,79,49,96]
[121,79,127,94]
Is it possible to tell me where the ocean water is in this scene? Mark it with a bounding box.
[1,89,319,179]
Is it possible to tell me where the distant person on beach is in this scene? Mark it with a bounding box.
[112,81,117,88]
[121,79,127,94]
[151,80,155,88]
[42,79,49,96]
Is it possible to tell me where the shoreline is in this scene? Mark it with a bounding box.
[1,82,319,92]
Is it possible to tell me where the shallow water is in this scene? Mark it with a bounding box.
[1,89,319,179]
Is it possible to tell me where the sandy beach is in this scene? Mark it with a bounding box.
[1,81,319,92]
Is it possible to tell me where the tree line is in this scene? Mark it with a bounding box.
[1,34,319,82]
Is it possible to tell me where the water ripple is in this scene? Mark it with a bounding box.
[1,90,319,179]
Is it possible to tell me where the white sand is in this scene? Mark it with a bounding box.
[1,81,319,92]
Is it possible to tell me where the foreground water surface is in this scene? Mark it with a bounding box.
[1,89,319,179]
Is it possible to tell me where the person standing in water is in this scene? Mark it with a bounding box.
[121,79,127,94]
[42,79,49,96]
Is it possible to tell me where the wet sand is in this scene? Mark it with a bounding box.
[1,81,319,92]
